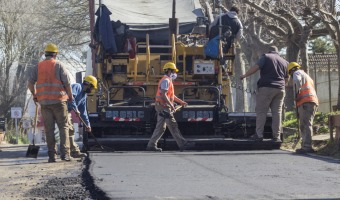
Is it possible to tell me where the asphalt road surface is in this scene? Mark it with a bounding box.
[89,150,340,200]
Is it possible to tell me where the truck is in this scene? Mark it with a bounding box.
[82,0,279,151]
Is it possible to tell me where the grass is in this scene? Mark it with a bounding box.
[283,111,331,134]
[282,111,340,159]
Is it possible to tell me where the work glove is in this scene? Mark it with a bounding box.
[33,95,38,102]
[86,126,92,133]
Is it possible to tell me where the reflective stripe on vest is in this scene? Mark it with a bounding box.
[155,76,174,104]
[296,75,318,107]
[36,59,68,102]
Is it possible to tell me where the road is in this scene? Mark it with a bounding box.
[89,150,340,200]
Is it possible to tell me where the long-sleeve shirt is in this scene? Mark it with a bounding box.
[209,11,243,40]
[67,83,90,126]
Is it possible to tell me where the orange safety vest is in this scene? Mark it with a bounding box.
[296,74,319,107]
[155,76,174,104]
[36,59,69,102]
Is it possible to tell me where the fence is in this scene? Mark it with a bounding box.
[309,54,338,113]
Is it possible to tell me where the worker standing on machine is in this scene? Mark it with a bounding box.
[240,46,288,142]
[209,5,243,41]
[288,62,319,154]
[146,62,195,152]
[67,75,98,158]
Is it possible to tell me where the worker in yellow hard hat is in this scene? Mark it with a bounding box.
[67,75,98,157]
[27,43,74,162]
[288,62,319,154]
[146,62,195,152]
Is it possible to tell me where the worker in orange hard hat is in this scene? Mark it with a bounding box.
[288,62,319,154]
[146,62,195,152]
[27,43,74,162]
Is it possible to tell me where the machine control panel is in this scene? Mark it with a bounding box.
[193,60,215,75]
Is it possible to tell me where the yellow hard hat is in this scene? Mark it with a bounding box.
[44,43,58,53]
[287,62,301,73]
[163,62,178,72]
[84,75,98,89]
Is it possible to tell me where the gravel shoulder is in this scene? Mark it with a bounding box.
[0,145,90,200]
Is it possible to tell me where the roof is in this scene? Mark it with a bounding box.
[101,0,201,25]
[308,53,338,70]
[98,0,202,44]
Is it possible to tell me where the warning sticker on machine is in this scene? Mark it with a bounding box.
[182,111,214,121]
[105,111,145,119]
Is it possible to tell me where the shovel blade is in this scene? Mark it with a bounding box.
[26,145,40,158]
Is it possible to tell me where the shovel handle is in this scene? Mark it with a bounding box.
[72,108,105,150]
[72,108,90,129]
[174,105,183,112]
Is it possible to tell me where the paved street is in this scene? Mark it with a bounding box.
[89,150,340,200]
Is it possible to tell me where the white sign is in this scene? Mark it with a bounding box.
[11,107,22,119]
[22,119,32,129]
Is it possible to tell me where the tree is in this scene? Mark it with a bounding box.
[0,0,38,117]
[241,0,328,111]
[309,37,336,54]
[0,0,90,118]
[314,0,340,111]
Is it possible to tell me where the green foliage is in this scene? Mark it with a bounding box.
[5,131,29,144]
[314,112,328,125]
[283,111,331,134]
[283,111,298,128]
[309,37,336,54]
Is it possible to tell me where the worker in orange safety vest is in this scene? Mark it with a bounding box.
[288,62,319,154]
[146,62,195,152]
[28,43,74,162]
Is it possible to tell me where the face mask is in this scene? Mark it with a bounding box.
[85,88,93,93]
[170,73,177,80]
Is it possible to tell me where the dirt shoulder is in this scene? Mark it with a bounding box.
[281,133,340,159]
[0,145,90,199]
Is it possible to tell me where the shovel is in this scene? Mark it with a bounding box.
[73,108,114,151]
[26,103,40,158]
[159,105,183,118]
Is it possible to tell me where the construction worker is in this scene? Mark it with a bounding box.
[209,5,243,41]
[240,46,289,142]
[146,62,195,152]
[28,43,73,162]
[67,75,98,158]
[288,62,319,154]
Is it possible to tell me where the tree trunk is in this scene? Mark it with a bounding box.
[336,45,340,111]
[234,45,248,112]
[299,27,313,74]
[285,40,300,111]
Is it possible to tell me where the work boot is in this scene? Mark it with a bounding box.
[48,151,57,163]
[271,138,282,143]
[61,155,74,162]
[146,146,162,152]
[295,148,316,154]
[48,158,57,163]
[71,151,87,158]
[180,141,195,152]
[250,134,263,141]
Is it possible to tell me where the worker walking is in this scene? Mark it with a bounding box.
[67,75,98,158]
[146,62,195,152]
[288,62,319,154]
[240,46,289,142]
[28,43,73,162]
